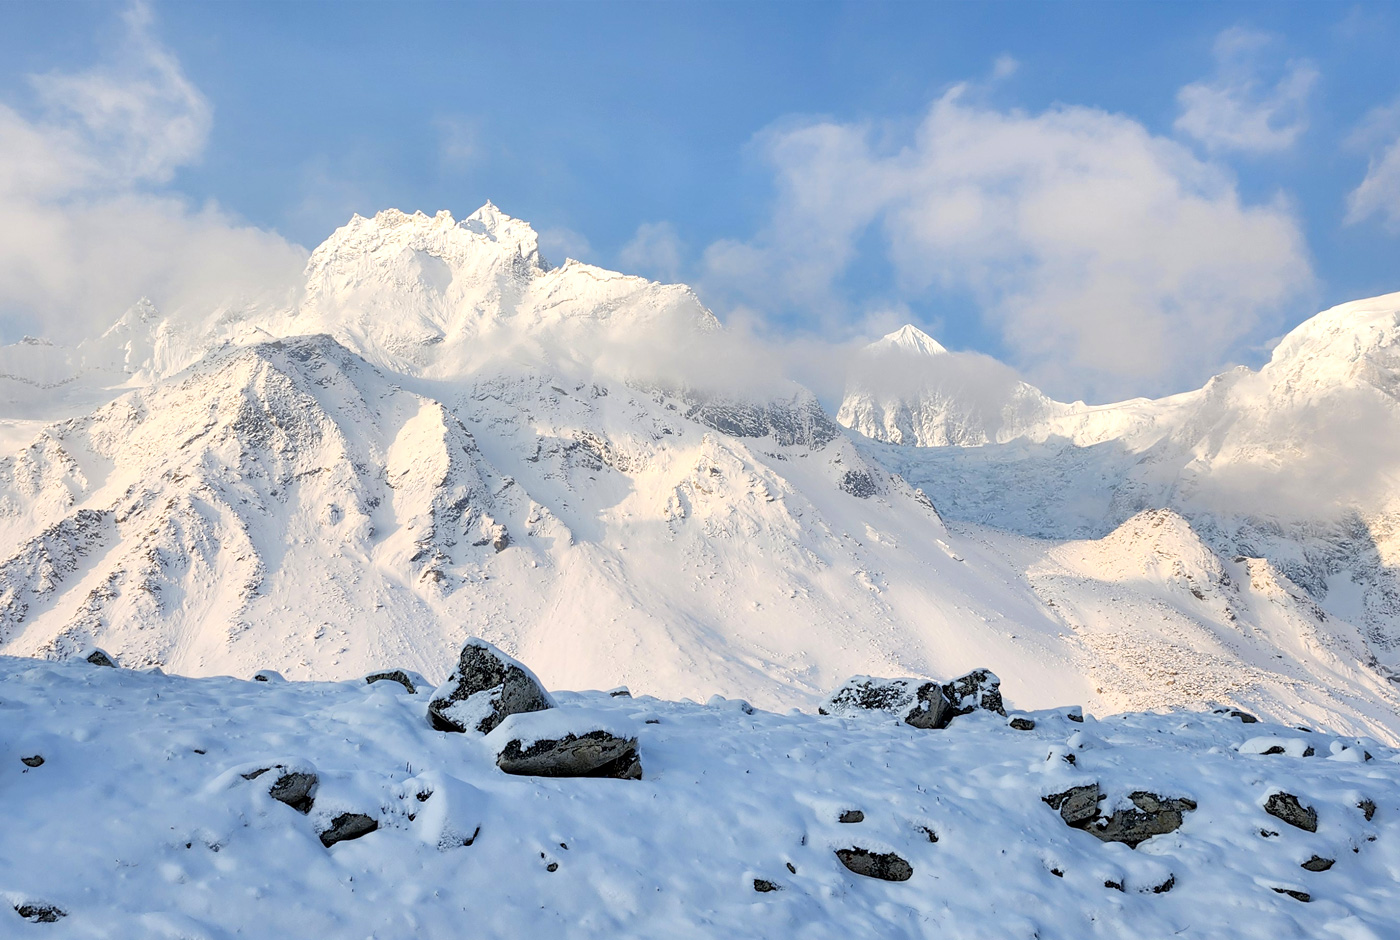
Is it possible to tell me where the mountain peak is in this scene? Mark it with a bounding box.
[871,324,948,357]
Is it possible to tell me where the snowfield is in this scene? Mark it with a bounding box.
[2,653,1397,939]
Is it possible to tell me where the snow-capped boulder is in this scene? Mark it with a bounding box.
[819,669,1006,729]
[427,638,556,734]
[405,772,486,851]
[1045,786,1195,847]
[240,765,318,814]
[487,709,641,780]
[77,647,116,667]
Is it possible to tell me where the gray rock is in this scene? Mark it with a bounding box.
[20,755,44,768]
[252,670,284,683]
[753,879,781,892]
[1043,784,1103,828]
[80,647,116,667]
[838,809,865,823]
[1272,887,1310,902]
[1010,717,1036,731]
[944,669,1006,718]
[268,772,318,814]
[319,812,378,847]
[365,670,417,694]
[14,903,65,923]
[1090,792,1196,848]
[1358,799,1377,822]
[1264,792,1318,832]
[1300,855,1334,872]
[427,639,555,734]
[1149,875,1176,894]
[821,670,1005,730]
[497,730,642,780]
[835,848,913,882]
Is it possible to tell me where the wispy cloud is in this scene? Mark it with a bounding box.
[0,2,304,343]
[1345,99,1400,231]
[694,83,1314,402]
[619,222,685,284]
[1174,28,1317,154]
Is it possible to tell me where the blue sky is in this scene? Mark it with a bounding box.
[1,1,1398,401]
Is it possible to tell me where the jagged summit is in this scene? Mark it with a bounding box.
[871,324,949,357]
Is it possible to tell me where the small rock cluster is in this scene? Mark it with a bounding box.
[1043,785,1197,848]
[818,668,1006,730]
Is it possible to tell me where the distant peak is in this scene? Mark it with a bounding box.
[870,324,948,357]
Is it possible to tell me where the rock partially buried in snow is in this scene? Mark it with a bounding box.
[77,647,116,667]
[365,670,419,694]
[1044,786,1195,847]
[20,754,44,768]
[14,902,66,923]
[427,638,555,734]
[252,670,285,683]
[835,848,914,882]
[268,772,318,814]
[819,669,1005,730]
[319,812,378,847]
[1044,785,1103,827]
[1264,792,1318,832]
[497,731,641,780]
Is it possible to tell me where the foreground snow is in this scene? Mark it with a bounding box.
[2,655,1396,939]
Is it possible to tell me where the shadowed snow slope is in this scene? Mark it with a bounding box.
[2,205,1399,743]
[1,656,1396,938]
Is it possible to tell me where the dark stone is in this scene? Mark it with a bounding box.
[821,670,1004,730]
[1050,868,1064,877]
[785,862,796,874]
[83,648,116,667]
[835,848,913,882]
[1272,887,1310,902]
[427,639,554,734]
[607,687,632,698]
[1044,784,1102,828]
[1010,717,1036,731]
[943,669,1006,718]
[918,826,938,843]
[1264,792,1317,833]
[1300,856,1334,872]
[838,809,865,824]
[319,812,378,847]
[1230,710,1258,724]
[268,772,318,814]
[1358,799,1377,822]
[497,730,642,780]
[1262,746,1285,755]
[20,755,43,768]
[1104,879,1124,892]
[753,879,781,892]
[1066,709,1084,723]
[491,527,510,552]
[546,862,559,872]
[1260,829,1279,838]
[14,903,65,923]
[365,670,417,694]
[1090,792,1197,848]
[1150,875,1176,894]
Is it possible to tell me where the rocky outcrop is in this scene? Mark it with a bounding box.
[819,669,1006,730]
[496,730,642,780]
[835,848,913,882]
[427,639,555,734]
[79,647,116,667]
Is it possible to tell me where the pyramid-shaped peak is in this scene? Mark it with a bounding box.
[871,324,948,357]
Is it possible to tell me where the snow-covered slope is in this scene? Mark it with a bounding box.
[2,204,1399,743]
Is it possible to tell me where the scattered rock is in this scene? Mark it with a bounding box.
[268,772,318,814]
[1043,785,1102,828]
[785,862,796,874]
[1264,792,1318,833]
[79,647,116,668]
[918,826,938,843]
[1104,879,1124,892]
[1050,868,1064,877]
[365,670,417,694]
[14,903,65,923]
[839,470,877,498]
[428,639,555,734]
[820,669,1005,730]
[546,861,559,872]
[20,755,44,768]
[838,810,865,824]
[1149,875,1176,894]
[1090,792,1197,848]
[1010,717,1036,731]
[1358,799,1377,822]
[1300,855,1334,872]
[943,669,1006,718]
[497,731,642,780]
[607,687,632,698]
[1230,710,1258,724]
[753,878,781,892]
[252,670,284,683]
[319,812,378,847]
[1272,887,1310,902]
[1065,708,1084,723]
[835,848,913,882]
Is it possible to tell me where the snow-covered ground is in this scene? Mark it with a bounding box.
[2,653,1396,939]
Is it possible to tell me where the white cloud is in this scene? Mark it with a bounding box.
[0,2,304,343]
[538,226,592,265]
[434,115,481,171]
[1174,28,1317,154]
[619,222,684,283]
[1345,100,1400,231]
[698,86,1313,402]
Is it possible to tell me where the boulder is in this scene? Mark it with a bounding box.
[1044,785,1103,827]
[838,809,865,823]
[427,639,555,734]
[268,772,318,814]
[14,903,66,923]
[252,670,284,683]
[78,647,116,667]
[1010,717,1036,731]
[1300,855,1334,872]
[1358,799,1377,822]
[319,812,378,847]
[20,755,44,768]
[365,670,418,694]
[753,879,781,892]
[835,848,913,882]
[1090,792,1196,847]
[496,730,642,780]
[1264,792,1318,832]
[1272,887,1310,902]
[819,669,1005,730]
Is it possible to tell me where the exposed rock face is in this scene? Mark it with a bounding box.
[1045,786,1196,847]
[365,670,417,694]
[819,669,1005,730]
[320,813,378,847]
[835,848,914,882]
[268,772,318,814]
[1265,792,1318,832]
[80,647,116,667]
[428,638,555,734]
[14,902,66,923]
[496,731,642,780]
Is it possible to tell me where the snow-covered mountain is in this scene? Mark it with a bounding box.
[2,204,1398,741]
